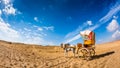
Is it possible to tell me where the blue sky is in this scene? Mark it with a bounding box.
[0,0,120,45]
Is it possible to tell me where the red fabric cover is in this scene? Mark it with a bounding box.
[88,32,93,40]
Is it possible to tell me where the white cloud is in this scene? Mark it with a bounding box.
[2,0,21,15]
[64,2,120,43]
[41,32,47,36]
[18,27,51,45]
[23,36,44,44]
[64,20,93,43]
[98,39,102,42]
[43,26,54,31]
[64,20,92,43]
[87,20,93,26]
[34,17,39,22]
[0,10,2,16]
[33,25,54,32]
[99,5,120,23]
[89,4,120,31]
[106,19,119,32]
[0,16,48,45]
[3,0,10,5]
[2,4,16,15]
[65,23,87,38]
[0,17,19,42]
[113,16,118,19]
[112,30,120,39]
[0,0,55,45]
[24,28,31,32]
[64,34,81,43]
[20,33,53,45]
[33,25,38,28]
[38,27,43,31]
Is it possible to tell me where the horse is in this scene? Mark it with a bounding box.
[60,43,75,57]
[60,43,82,57]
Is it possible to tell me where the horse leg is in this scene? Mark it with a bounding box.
[73,48,76,57]
[64,49,68,57]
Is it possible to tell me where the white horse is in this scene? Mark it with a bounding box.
[60,43,76,57]
[61,43,82,57]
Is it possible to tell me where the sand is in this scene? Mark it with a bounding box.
[0,40,120,68]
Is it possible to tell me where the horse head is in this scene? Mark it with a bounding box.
[60,43,70,49]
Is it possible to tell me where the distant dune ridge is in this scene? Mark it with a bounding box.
[0,40,120,68]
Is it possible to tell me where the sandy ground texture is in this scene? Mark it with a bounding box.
[0,40,120,68]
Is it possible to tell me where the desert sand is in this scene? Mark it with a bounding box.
[0,40,120,68]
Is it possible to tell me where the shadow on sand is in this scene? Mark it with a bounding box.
[92,51,115,60]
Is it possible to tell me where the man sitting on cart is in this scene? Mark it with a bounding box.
[80,30,95,48]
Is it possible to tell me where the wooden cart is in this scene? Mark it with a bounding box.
[77,30,96,60]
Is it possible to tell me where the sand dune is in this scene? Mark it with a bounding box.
[0,40,120,68]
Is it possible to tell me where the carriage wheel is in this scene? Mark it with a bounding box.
[78,48,91,60]
[90,48,95,56]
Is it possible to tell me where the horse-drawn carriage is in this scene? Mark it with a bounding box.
[61,30,95,60]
